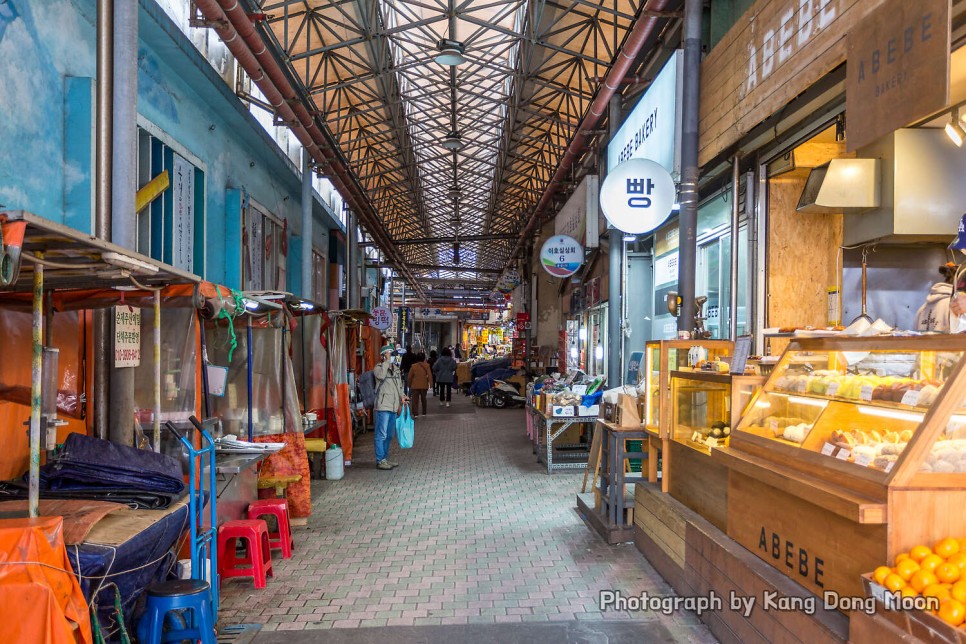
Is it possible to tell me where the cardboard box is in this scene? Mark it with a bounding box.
[552,405,575,417]
[578,404,600,417]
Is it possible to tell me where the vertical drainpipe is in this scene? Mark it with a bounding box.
[109,0,139,446]
[302,150,314,300]
[677,0,702,336]
[93,0,114,441]
[607,95,623,386]
[729,156,741,341]
[347,210,357,309]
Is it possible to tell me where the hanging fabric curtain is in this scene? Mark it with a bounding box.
[326,316,353,462]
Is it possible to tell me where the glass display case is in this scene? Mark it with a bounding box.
[643,340,734,438]
[732,337,964,479]
[713,336,966,599]
[670,371,765,454]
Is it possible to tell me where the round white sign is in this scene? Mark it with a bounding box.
[599,158,676,234]
[369,306,392,331]
[540,235,584,278]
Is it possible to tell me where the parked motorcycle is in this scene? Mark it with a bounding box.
[477,380,526,409]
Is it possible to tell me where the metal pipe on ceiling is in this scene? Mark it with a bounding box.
[194,0,424,297]
[507,0,672,261]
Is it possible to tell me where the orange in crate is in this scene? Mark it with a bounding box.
[938,598,966,627]
[921,554,945,574]
[937,563,962,585]
[910,570,939,593]
[935,538,961,559]
[895,558,921,581]
[910,545,933,563]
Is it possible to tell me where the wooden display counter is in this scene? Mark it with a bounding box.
[712,335,966,600]
[664,370,763,531]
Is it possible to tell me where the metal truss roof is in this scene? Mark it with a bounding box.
[257,0,644,297]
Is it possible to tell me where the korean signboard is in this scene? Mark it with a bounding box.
[599,158,676,234]
[553,175,600,248]
[607,51,683,176]
[369,306,392,331]
[114,306,141,368]
[539,235,583,278]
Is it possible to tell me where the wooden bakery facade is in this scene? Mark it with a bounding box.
[626,0,966,642]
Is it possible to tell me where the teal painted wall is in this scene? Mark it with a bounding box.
[0,0,343,292]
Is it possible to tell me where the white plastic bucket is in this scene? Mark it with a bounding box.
[325,446,345,480]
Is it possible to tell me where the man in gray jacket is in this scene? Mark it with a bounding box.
[373,345,409,470]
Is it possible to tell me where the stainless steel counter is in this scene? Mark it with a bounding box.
[213,452,266,525]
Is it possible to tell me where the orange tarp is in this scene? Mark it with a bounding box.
[0,516,92,644]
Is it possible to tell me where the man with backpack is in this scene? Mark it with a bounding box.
[373,345,408,470]
[407,353,433,418]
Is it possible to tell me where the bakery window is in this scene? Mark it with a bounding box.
[732,338,965,477]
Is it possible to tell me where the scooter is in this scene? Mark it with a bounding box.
[484,380,527,409]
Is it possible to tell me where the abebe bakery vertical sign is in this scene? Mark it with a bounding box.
[846,0,950,152]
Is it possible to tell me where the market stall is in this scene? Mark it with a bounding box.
[0,210,217,640]
[527,375,603,473]
[205,292,311,519]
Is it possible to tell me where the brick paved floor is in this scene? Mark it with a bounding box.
[218,394,716,642]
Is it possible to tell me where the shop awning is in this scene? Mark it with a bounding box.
[0,211,200,293]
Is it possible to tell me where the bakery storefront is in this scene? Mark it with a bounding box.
[629,0,966,642]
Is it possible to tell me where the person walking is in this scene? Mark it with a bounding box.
[433,347,458,407]
[373,345,408,470]
[399,345,415,395]
[428,349,439,397]
[407,353,432,418]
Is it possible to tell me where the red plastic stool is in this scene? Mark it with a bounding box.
[247,498,293,559]
[217,519,273,589]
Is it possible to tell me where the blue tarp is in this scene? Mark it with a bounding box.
[470,357,511,379]
[470,368,518,395]
[68,501,190,642]
[0,433,185,509]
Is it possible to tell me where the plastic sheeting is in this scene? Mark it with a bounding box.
[0,309,83,416]
[207,316,302,438]
[0,516,92,644]
[132,307,198,422]
[292,314,328,413]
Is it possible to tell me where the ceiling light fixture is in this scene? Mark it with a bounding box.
[623,233,637,242]
[947,108,965,147]
[441,131,466,152]
[435,39,466,66]
[447,185,461,199]
[453,242,461,266]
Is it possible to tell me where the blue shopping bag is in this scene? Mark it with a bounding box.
[396,404,415,449]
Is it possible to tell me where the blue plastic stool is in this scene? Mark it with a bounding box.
[136,579,216,644]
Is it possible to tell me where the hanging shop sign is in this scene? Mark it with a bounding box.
[599,158,676,234]
[607,51,683,176]
[114,306,141,368]
[395,307,411,334]
[554,175,600,248]
[540,235,583,278]
[516,312,531,330]
[846,0,949,152]
[496,269,522,293]
[369,306,392,330]
[414,308,457,321]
